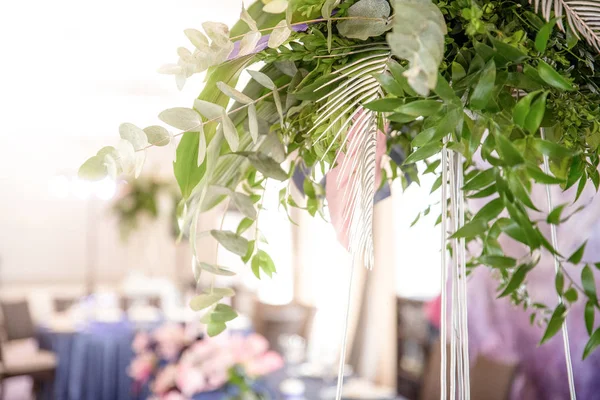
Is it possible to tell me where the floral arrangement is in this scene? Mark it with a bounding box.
[112,177,182,240]
[129,323,283,400]
[79,0,600,366]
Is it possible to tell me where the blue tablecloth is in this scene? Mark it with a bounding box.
[38,320,140,400]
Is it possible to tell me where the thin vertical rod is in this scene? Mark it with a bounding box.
[540,129,577,399]
[335,258,356,400]
[440,144,449,400]
[457,154,471,399]
[448,152,458,400]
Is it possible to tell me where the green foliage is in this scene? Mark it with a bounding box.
[79,0,600,349]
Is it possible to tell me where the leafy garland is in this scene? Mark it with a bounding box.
[79,0,600,356]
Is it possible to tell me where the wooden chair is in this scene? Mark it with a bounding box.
[0,300,56,400]
[253,301,315,353]
[396,297,431,400]
[52,296,78,313]
[119,295,162,311]
[420,339,517,400]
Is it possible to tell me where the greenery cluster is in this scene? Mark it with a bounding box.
[79,0,600,356]
[112,178,182,240]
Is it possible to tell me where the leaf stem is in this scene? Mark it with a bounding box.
[139,83,291,152]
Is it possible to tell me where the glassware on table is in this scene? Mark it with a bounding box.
[278,334,307,398]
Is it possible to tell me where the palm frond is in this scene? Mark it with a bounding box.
[533,0,600,52]
[309,52,389,270]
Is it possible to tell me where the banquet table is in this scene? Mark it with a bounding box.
[37,319,401,400]
[37,319,146,400]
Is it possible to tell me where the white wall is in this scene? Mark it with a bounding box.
[0,0,253,289]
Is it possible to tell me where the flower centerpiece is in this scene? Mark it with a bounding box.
[81,0,600,395]
[129,323,283,400]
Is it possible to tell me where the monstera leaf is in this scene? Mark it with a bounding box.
[531,0,600,52]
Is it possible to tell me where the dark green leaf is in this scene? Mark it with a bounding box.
[410,213,421,227]
[555,270,565,295]
[568,241,587,264]
[434,73,458,103]
[470,59,496,110]
[508,173,538,211]
[582,265,597,301]
[513,91,541,128]
[375,73,404,97]
[491,39,529,63]
[538,60,575,91]
[462,168,496,191]
[363,98,405,112]
[564,288,578,303]
[526,164,564,184]
[585,301,595,335]
[499,263,531,297]
[387,113,417,123]
[450,218,487,239]
[411,128,439,147]
[535,18,558,53]
[424,159,441,174]
[540,303,566,344]
[583,328,600,359]
[387,60,418,97]
[211,230,249,256]
[467,185,497,199]
[396,100,443,117]
[547,203,567,224]
[479,255,517,268]
[472,197,504,222]
[452,62,466,82]
[576,174,587,202]
[524,92,548,134]
[430,175,442,194]
[495,133,525,166]
[532,139,574,159]
[404,142,442,164]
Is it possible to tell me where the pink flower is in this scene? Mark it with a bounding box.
[176,363,206,397]
[244,351,284,377]
[154,323,187,361]
[162,391,188,400]
[326,109,387,249]
[241,333,269,360]
[204,370,229,391]
[128,352,156,383]
[153,364,178,395]
[132,332,151,354]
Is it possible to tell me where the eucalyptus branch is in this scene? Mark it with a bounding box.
[139,82,292,152]
[229,15,392,41]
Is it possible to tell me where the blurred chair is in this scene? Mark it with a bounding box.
[395,297,431,400]
[119,295,162,311]
[0,300,56,399]
[52,296,78,313]
[0,300,36,341]
[420,339,517,400]
[253,302,315,353]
